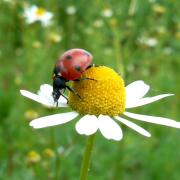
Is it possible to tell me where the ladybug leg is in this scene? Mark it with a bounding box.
[56,93,68,107]
[92,64,101,67]
[74,77,97,82]
[66,85,82,99]
[53,91,68,107]
[60,92,68,101]
[86,64,101,69]
[86,65,92,69]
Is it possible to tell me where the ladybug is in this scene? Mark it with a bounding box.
[52,48,93,105]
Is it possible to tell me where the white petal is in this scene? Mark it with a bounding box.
[75,115,98,135]
[124,112,180,128]
[114,116,151,137]
[43,12,53,20]
[20,88,68,108]
[126,81,150,108]
[24,6,37,23]
[30,111,79,129]
[25,16,36,24]
[41,19,51,26]
[38,84,53,101]
[20,90,54,107]
[39,84,53,95]
[58,96,68,105]
[38,84,67,105]
[98,115,123,141]
[40,12,53,26]
[126,94,174,108]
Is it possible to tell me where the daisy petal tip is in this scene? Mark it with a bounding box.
[113,135,123,141]
[29,124,36,129]
[75,124,83,135]
[29,122,44,129]
[146,133,151,138]
[29,121,35,127]
[98,115,123,141]
[125,112,180,129]
[169,93,174,96]
[20,90,26,96]
[138,80,149,86]
[173,122,180,129]
[115,116,152,137]
[75,126,91,136]
[75,115,98,136]
[104,135,122,141]
[30,125,42,129]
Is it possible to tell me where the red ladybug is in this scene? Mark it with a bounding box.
[52,48,93,105]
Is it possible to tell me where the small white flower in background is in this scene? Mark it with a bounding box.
[66,6,77,15]
[85,28,94,35]
[104,47,113,55]
[156,26,167,35]
[148,0,156,3]
[93,19,104,28]
[24,5,53,26]
[152,4,166,14]
[20,66,180,141]
[138,36,158,47]
[146,38,158,47]
[164,47,173,55]
[2,0,11,3]
[48,33,62,43]
[101,8,113,18]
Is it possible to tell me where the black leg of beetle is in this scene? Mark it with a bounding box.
[54,92,68,107]
[86,64,101,69]
[60,92,68,101]
[54,99,59,107]
[93,64,101,67]
[86,65,92,69]
[74,77,97,82]
[66,85,82,99]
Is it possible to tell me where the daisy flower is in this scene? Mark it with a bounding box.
[152,4,166,14]
[101,8,113,18]
[24,5,53,26]
[93,19,104,28]
[138,36,158,47]
[66,6,77,15]
[20,66,180,141]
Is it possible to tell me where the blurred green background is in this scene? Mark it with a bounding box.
[0,0,180,179]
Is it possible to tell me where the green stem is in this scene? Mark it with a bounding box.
[128,0,138,16]
[112,29,124,76]
[80,134,96,180]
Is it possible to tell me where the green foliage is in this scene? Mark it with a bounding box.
[0,0,180,179]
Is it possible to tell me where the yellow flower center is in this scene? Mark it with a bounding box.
[35,8,46,16]
[68,66,126,116]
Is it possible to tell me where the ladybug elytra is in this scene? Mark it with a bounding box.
[52,48,93,105]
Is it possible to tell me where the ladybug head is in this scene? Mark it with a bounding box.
[52,76,67,103]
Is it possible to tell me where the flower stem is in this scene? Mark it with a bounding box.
[128,0,138,16]
[80,134,96,180]
[112,28,124,76]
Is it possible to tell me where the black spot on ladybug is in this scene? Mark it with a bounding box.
[66,55,72,60]
[54,66,61,75]
[75,66,81,72]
